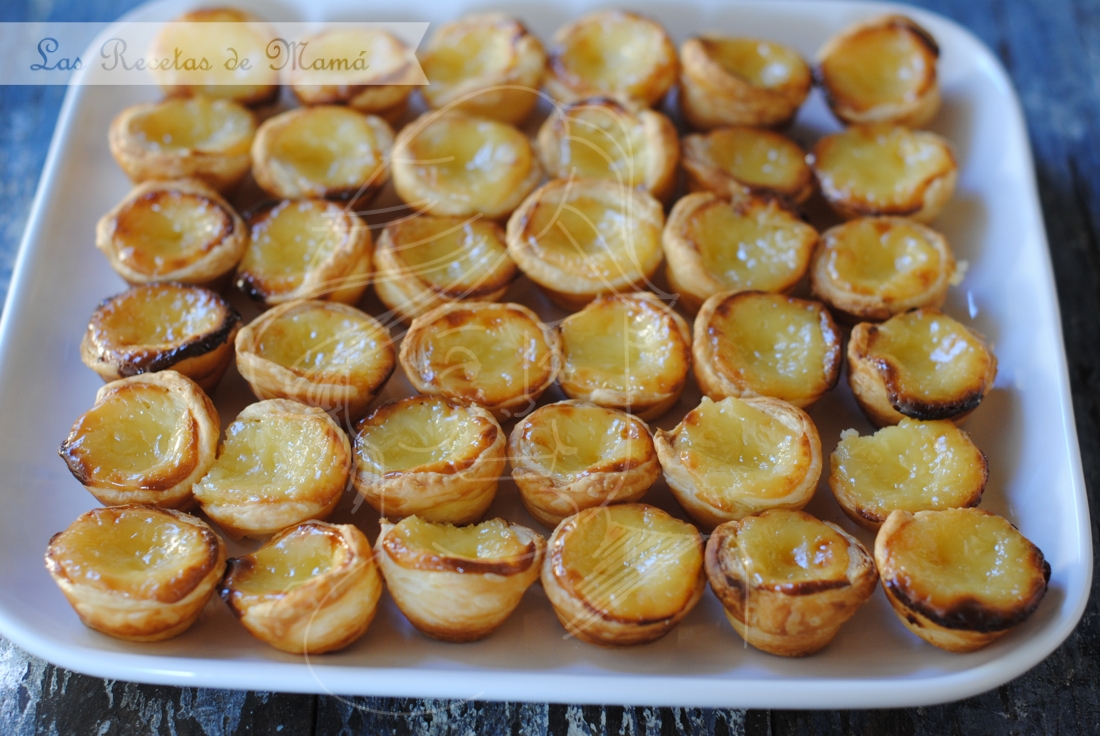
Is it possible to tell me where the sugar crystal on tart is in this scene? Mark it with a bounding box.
[81,283,240,391]
[220,521,382,654]
[376,516,545,642]
[816,15,941,128]
[399,301,561,420]
[681,127,813,204]
[373,214,517,324]
[235,199,372,307]
[235,300,395,422]
[506,178,665,309]
[95,178,247,288]
[809,123,957,223]
[847,308,997,427]
[679,36,812,130]
[45,505,225,642]
[557,292,691,419]
[59,371,219,510]
[108,97,256,193]
[875,508,1050,652]
[705,509,878,657]
[654,396,822,529]
[541,503,704,647]
[351,396,506,525]
[193,400,351,540]
[420,14,546,125]
[693,291,841,409]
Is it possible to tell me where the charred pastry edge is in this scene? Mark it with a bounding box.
[692,290,841,409]
[289,28,417,115]
[681,127,814,205]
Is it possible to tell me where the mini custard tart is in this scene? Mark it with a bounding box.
[541,503,704,647]
[557,292,692,420]
[399,302,562,420]
[663,192,819,313]
[235,199,372,307]
[506,178,665,309]
[508,401,659,528]
[59,371,219,510]
[692,291,841,409]
[847,308,998,427]
[351,396,506,525]
[705,509,878,657]
[679,36,812,130]
[391,110,542,220]
[45,505,225,642]
[193,400,351,540]
[816,15,941,128]
[376,516,545,642]
[420,14,547,125]
[95,178,247,288]
[654,396,822,530]
[219,521,382,654]
[811,217,957,322]
[108,97,256,194]
[681,126,814,204]
[875,508,1050,652]
[234,300,395,422]
[373,215,517,324]
[251,106,394,203]
[829,419,987,531]
[809,124,957,223]
[81,283,240,391]
[545,11,678,108]
[535,98,680,203]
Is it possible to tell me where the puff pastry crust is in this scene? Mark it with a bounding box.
[682,126,813,204]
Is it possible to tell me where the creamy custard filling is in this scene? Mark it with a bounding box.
[242,201,349,294]
[424,27,516,85]
[732,511,849,588]
[556,105,647,187]
[356,399,490,475]
[152,12,276,98]
[254,305,389,381]
[521,404,647,481]
[392,516,528,560]
[114,191,231,276]
[557,16,666,95]
[702,37,806,89]
[699,128,808,191]
[131,98,253,153]
[825,218,942,295]
[94,285,225,347]
[391,217,512,295]
[822,26,932,109]
[271,108,383,188]
[869,311,989,402]
[230,525,338,600]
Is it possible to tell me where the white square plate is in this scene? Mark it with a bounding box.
[0,0,1090,709]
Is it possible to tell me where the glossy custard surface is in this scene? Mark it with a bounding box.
[702,37,809,89]
[253,304,390,381]
[229,525,338,601]
[356,399,493,475]
[242,200,351,294]
[113,190,231,277]
[130,97,254,153]
[733,510,849,589]
[92,285,226,348]
[695,127,809,192]
[270,107,384,188]
[391,517,528,560]
[554,104,647,187]
[823,218,944,295]
[519,403,649,482]
[821,25,934,111]
[389,217,513,296]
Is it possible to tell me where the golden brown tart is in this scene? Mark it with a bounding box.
[536,98,680,203]
[681,126,813,204]
[663,192,818,312]
[816,15,941,128]
[220,521,382,654]
[352,396,506,525]
[251,106,394,202]
[400,302,561,420]
[654,396,821,529]
[545,11,678,108]
[108,97,256,193]
[45,505,225,642]
[557,292,691,419]
[693,291,841,408]
[847,308,997,427]
[376,516,545,642]
[508,401,659,528]
[541,503,704,647]
[235,199,372,307]
[193,400,351,540]
[81,283,240,391]
[59,371,219,510]
[95,178,247,288]
[705,509,878,657]
[506,178,665,309]
[679,36,812,130]
[235,300,395,422]
[875,508,1049,652]
[809,124,957,223]
[373,215,517,324]
[420,14,546,125]
[830,419,987,531]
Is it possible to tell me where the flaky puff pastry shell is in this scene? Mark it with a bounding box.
[705,509,878,657]
[682,126,813,205]
[60,371,219,510]
[541,503,705,647]
[352,396,507,525]
[377,516,545,642]
[220,521,382,654]
[45,505,225,642]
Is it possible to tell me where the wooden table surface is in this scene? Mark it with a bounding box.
[2,0,1098,733]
